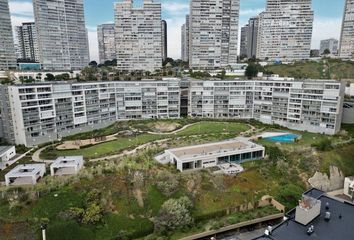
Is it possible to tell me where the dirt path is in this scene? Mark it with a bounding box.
[146,122,197,135]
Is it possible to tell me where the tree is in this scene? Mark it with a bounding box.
[245,63,263,79]
[323,49,331,55]
[45,73,55,81]
[154,196,194,233]
[89,61,98,67]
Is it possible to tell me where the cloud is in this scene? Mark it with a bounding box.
[311,17,342,49]
[9,1,34,18]
[162,2,189,14]
[240,8,264,17]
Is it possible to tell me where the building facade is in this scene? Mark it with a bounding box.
[33,0,90,70]
[1,79,180,146]
[189,78,344,135]
[257,0,314,61]
[165,138,265,172]
[240,25,249,58]
[181,15,190,62]
[320,38,339,55]
[16,22,40,62]
[97,24,116,64]
[247,17,259,59]
[161,20,167,62]
[339,0,354,59]
[0,0,17,70]
[189,0,240,69]
[115,0,162,72]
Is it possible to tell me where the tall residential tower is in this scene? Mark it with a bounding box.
[115,0,162,72]
[97,24,116,64]
[181,15,189,62]
[189,0,240,69]
[257,0,314,61]
[33,0,90,70]
[0,0,17,70]
[339,0,354,59]
[16,22,40,62]
[161,20,168,62]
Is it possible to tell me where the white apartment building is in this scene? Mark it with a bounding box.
[189,78,344,135]
[33,0,90,70]
[257,0,314,61]
[339,0,354,59]
[1,79,180,146]
[115,0,162,72]
[181,15,190,62]
[320,38,339,55]
[0,0,17,70]
[16,22,40,62]
[97,24,116,64]
[189,0,240,69]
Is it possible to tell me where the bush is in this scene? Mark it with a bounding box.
[194,209,227,223]
[311,138,333,151]
[155,171,179,197]
[154,196,194,233]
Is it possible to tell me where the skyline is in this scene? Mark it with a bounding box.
[8,0,346,61]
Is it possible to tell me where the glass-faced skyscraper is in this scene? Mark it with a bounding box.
[33,0,90,70]
[340,0,354,59]
[189,0,240,69]
[257,0,314,61]
[0,0,17,70]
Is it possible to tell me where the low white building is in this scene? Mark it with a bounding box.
[5,164,46,186]
[0,146,16,162]
[344,177,354,200]
[165,138,265,172]
[50,156,84,176]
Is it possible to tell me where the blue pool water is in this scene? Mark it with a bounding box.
[265,134,300,143]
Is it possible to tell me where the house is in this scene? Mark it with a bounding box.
[5,164,45,186]
[0,146,16,162]
[344,177,354,200]
[164,138,265,172]
[50,156,84,176]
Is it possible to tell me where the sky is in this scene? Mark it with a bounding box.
[8,0,346,61]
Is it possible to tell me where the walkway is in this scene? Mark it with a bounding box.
[31,122,258,163]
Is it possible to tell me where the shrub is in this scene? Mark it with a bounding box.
[311,138,333,151]
[154,196,194,233]
[155,171,179,197]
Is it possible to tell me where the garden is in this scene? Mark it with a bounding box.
[1,119,354,239]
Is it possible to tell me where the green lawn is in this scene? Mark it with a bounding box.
[41,121,250,160]
[265,59,354,79]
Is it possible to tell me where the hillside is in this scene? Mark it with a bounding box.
[265,59,354,80]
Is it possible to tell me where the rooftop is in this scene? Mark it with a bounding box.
[253,188,354,240]
[166,138,263,161]
[6,164,45,178]
[51,156,83,167]
[0,146,14,156]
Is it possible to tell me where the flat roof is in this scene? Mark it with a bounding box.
[6,164,45,178]
[253,188,354,240]
[0,146,14,156]
[167,138,264,161]
[51,156,83,167]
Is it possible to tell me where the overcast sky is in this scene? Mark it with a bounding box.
[9,0,345,61]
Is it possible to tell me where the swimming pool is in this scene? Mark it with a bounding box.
[264,134,300,143]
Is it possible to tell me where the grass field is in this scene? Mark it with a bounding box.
[265,59,354,79]
[41,121,250,160]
